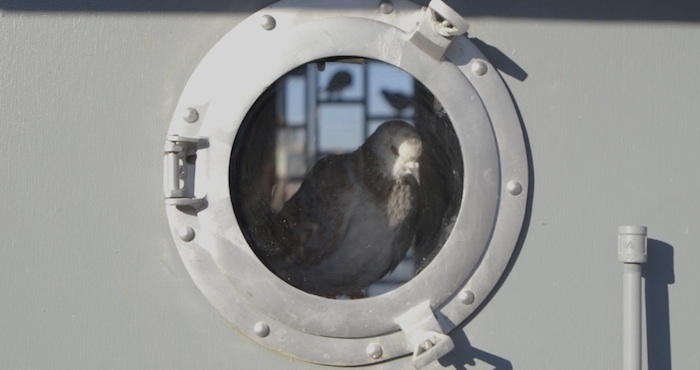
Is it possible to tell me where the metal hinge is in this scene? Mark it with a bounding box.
[395,301,455,369]
[163,134,208,209]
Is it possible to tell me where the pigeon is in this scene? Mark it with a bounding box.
[382,89,413,116]
[325,70,352,101]
[262,120,423,298]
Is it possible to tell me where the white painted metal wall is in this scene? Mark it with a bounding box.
[1,1,699,368]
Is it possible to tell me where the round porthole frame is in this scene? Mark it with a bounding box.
[163,0,529,366]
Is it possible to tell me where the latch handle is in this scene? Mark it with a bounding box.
[409,1,469,61]
[428,0,470,36]
[395,301,455,368]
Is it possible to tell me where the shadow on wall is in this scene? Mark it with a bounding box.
[419,0,700,22]
[439,330,513,369]
[2,0,700,23]
[470,38,528,82]
[0,0,275,12]
[643,239,674,370]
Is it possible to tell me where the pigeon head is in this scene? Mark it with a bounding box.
[365,120,422,184]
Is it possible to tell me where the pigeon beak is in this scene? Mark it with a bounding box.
[405,161,420,184]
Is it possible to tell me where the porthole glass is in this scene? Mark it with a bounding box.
[230,57,463,298]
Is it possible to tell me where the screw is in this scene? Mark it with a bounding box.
[458,290,475,305]
[178,226,195,242]
[471,60,488,76]
[260,15,276,30]
[506,181,523,196]
[182,107,199,123]
[253,322,270,338]
[366,343,383,359]
[378,0,394,14]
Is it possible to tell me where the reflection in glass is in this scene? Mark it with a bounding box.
[231,58,462,298]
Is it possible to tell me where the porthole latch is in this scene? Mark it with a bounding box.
[395,301,455,369]
[409,0,470,61]
[163,135,207,209]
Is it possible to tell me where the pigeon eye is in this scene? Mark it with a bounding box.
[390,145,399,156]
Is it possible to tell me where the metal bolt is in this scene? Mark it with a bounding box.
[471,60,488,76]
[366,343,383,359]
[260,15,276,30]
[253,321,270,338]
[378,0,394,14]
[182,107,199,123]
[458,290,475,305]
[506,180,523,196]
[178,226,195,242]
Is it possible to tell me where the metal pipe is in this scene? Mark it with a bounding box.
[618,226,647,370]
[622,263,642,370]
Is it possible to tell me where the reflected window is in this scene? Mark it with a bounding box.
[230,58,462,298]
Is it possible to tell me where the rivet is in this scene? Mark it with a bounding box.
[178,226,195,242]
[471,60,488,76]
[260,15,276,30]
[253,321,270,338]
[182,107,199,123]
[506,180,523,196]
[378,0,394,14]
[458,290,475,305]
[366,343,383,359]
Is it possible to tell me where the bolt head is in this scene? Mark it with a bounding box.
[261,14,276,30]
[178,226,195,242]
[182,107,199,123]
[506,180,523,196]
[253,322,270,337]
[366,343,383,359]
[458,290,475,305]
[471,60,488,76]
[378,0,394,14]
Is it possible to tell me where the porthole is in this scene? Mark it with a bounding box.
[230,57,463,298]
[164,0,528,367]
